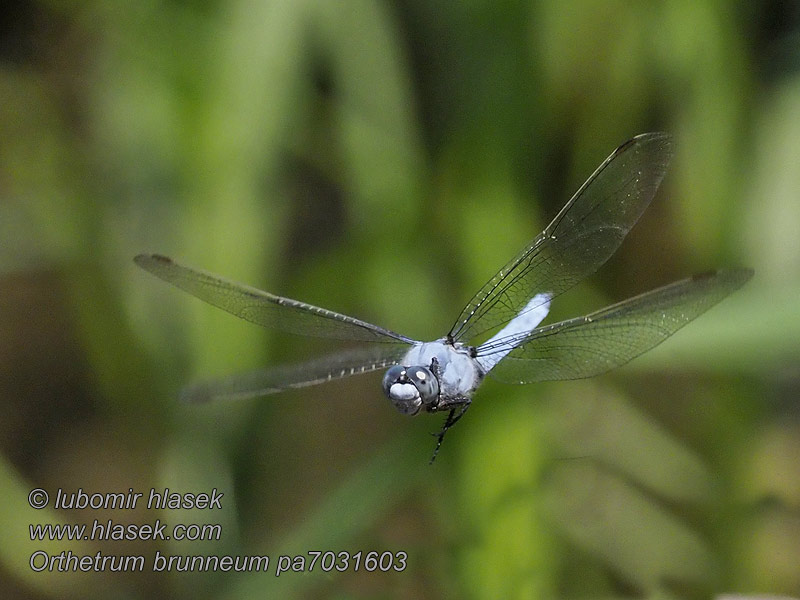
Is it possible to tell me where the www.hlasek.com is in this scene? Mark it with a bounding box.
[27,487,407,575]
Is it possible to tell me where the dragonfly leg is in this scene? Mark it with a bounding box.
[428,356,441,379]
[429,399,471,464]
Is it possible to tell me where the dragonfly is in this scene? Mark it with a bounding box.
[135,132,752,461]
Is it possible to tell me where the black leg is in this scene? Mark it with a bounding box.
[429,400,471,464]
[429,356,441,379]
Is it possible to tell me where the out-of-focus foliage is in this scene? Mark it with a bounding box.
[1,1,799,599]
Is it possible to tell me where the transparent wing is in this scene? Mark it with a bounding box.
[449,132,674,344]
[479,269,753,384]
[135,254,414,343]
[181,343,411,403]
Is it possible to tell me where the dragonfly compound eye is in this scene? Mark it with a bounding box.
[406,366,439,407]
[382,365,430,415]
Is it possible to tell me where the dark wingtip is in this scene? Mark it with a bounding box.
[134,254,175,272]
[691,269,718,281]
[739,267,755,279]
[179,384,212,404]
[134,253,172,264]
[616,132,674,159]
[637,131,671,139]
[691,267,754,288]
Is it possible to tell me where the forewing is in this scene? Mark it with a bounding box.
[480,269,753,384]
[181,343,411,403]
[449,133,674,343]
[135,254,413,343]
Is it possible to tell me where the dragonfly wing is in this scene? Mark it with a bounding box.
[478,269,753,384]
[449,133,674,344]
[181,343,411,403]
[135,254,414,343]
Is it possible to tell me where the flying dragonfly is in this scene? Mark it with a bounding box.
[135,133,752,461]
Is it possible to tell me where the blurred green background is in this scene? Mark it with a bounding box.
[2,1,799,598]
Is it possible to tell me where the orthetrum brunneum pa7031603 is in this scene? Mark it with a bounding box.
[135,133,753,461]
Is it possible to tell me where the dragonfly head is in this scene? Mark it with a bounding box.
[382,364,440,415]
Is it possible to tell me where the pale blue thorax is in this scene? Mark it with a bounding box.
[401,341,480,399]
